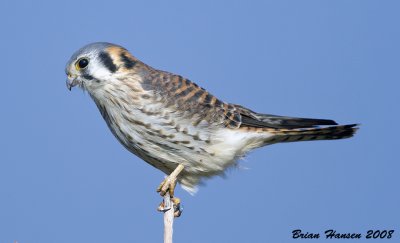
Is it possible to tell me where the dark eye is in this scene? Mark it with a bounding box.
[76,58,89,70]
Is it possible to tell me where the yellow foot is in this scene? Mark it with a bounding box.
[156,164,185,197]
[156,175,177,197]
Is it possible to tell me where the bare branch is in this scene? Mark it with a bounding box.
[160,192,174,243]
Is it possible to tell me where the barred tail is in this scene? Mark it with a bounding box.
[267,124,359,144]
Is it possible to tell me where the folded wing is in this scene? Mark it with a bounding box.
[233,104,338,129]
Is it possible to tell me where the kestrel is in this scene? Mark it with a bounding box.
[66,42,358,215]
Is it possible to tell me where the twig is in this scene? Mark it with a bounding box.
[161,192,174,243]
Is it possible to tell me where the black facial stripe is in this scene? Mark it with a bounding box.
[99,51,117,73]
[120,53,137,69]
[82,74,94,80]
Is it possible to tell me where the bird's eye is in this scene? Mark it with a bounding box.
[76,58,89,70]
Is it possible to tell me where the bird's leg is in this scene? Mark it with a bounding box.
[157,164,184,197]
[157,164,184,217]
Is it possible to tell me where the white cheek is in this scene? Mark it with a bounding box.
[84,62,113,92]
[91,61,111,79]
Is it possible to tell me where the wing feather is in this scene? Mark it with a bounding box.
[141,69,338,130]
[233,104,337,129]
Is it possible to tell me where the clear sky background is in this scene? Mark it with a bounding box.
[0,1,399,242]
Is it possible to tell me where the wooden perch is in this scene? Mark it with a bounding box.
[159,192,175,243]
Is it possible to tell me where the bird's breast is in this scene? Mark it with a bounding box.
[91,80,254,179]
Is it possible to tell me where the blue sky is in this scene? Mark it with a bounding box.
[0,0,399,242]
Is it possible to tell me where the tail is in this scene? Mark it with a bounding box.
[267,124,359,144]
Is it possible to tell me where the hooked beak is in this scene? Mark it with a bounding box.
[66,74,79,91]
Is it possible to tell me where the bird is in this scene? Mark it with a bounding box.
[66,42,358,215]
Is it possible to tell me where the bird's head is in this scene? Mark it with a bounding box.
[65,42,141,92]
